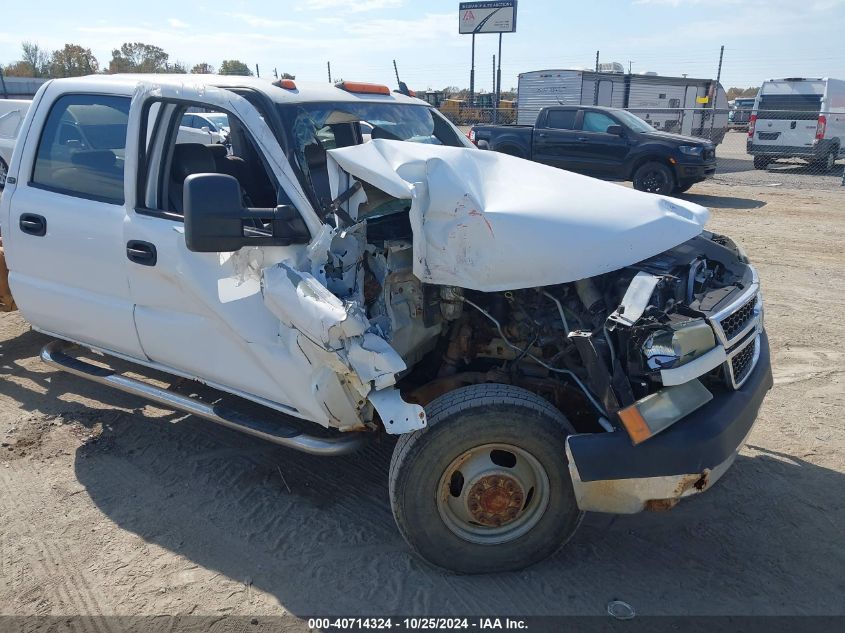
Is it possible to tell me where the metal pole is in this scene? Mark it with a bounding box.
[393,59,400,85]
[274,68,278,79]
[470,33,476,105]
[496,32,502,109]
[0,68,8,99]
[593,50,600,106]
[492,55,497,124]
[255,64,260,78]
[710,45,724,137]
[327,61,332,83]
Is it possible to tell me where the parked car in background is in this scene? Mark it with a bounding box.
[470,105,717,195]
[177,111,229,145]
[729,97,755,131]
[0,100,31,188]
[747,77,844,170]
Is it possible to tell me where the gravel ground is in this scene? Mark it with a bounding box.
[1,182,843,626]
[714,130,845,190]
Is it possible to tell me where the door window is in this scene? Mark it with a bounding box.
[141,102,282,216]
[545,110,577,130]
[582,111,617,133]
[31,94,130,204]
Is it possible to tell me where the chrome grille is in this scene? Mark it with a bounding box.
[720,295,757,342]
[709,283,761,348]
[725,333,760,389]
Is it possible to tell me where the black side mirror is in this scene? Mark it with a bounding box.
[606,125,624,136]
[184,173,307,252]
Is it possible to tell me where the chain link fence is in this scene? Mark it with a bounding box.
[444,106,844,191]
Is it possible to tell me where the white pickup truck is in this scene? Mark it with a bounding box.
[0,75,772,573]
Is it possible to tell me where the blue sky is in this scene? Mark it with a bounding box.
[2,0,844,91]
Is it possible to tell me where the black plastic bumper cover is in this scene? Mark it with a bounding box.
[568,330,772,482]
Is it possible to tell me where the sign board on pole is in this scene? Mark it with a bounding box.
[459,1,517,34]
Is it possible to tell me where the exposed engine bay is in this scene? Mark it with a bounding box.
[261,139,761,439]
[358,214,760,435]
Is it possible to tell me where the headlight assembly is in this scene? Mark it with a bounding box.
[678,145,704,156]
[642,319,716,370]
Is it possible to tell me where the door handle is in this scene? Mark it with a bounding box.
[19,213,46,236]
[577,137,589,142]
[537,132,547,138]
[126,240,157,266]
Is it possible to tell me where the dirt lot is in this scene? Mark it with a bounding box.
[1,181,843,624]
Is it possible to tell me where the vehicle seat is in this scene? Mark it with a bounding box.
[169,143,216,213]
[304,142,331,209]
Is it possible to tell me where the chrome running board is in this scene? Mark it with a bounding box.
[40,340,368,456]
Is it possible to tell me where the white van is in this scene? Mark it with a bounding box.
[747,78,845,170]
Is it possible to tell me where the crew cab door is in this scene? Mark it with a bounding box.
[123,83,332,423]
[569,110,632,177]
[2,86,145,358]
[531,108,581,170]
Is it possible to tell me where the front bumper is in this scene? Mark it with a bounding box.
[675,161,717,184]
[565,330,772,513]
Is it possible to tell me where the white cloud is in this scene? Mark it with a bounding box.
[226,13,314,30]
[167,18,189,29]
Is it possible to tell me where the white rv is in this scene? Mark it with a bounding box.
[517,69,729,144]
[747,78,845,171]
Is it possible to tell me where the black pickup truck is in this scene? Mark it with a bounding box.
[470,106,717,195]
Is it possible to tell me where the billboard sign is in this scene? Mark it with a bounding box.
[459,1,517,34]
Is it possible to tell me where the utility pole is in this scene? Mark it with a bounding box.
[274,68,278,79]
[327,61,332,83]
[469,33,476,105]
[593,50,600,105]
[255,64,260,78]
[496,32,502,109]
[0,68,8,99]
[628,60,633,74]
[710,45,724,137]
[492,55,497,124]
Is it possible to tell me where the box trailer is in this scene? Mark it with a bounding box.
[517,69,729,144]
[747,77,845,170]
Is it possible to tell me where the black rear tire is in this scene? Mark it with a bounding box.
[389,384,583,574]
[753,155,771,170]
[632,161,675,195]
[674,182,694,194]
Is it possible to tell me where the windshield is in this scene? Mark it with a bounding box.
[277,102,469,211]
[612,109,654,133]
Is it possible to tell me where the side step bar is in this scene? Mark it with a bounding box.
[40,340,368,456]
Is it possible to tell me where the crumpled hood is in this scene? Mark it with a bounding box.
[327,139,709,292]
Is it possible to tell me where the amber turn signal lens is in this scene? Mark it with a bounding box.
[618,405,653,445]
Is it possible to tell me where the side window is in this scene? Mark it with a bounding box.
[582,111,617,133]
[142,102,280,216]
[545,110,576,130]
[32,94,130,204]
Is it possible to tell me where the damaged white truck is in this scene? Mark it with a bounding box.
[0,75,772,573]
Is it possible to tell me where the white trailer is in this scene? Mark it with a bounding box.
[747,77,845,171]
[517,69,729,143]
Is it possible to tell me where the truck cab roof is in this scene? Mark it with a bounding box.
[35,74,428,107]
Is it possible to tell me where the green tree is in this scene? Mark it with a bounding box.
[191,62,215,74]
[218,59,253,76]
[108,42,170,73]
[49,44,99,78]
[5,41,51,77]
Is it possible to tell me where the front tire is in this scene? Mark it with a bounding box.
[0,158,8,189]
[632,161,675,195]
[674,182,694,194]
[389,384,583,574]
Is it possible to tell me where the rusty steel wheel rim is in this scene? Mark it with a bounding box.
[436,443,551,545]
